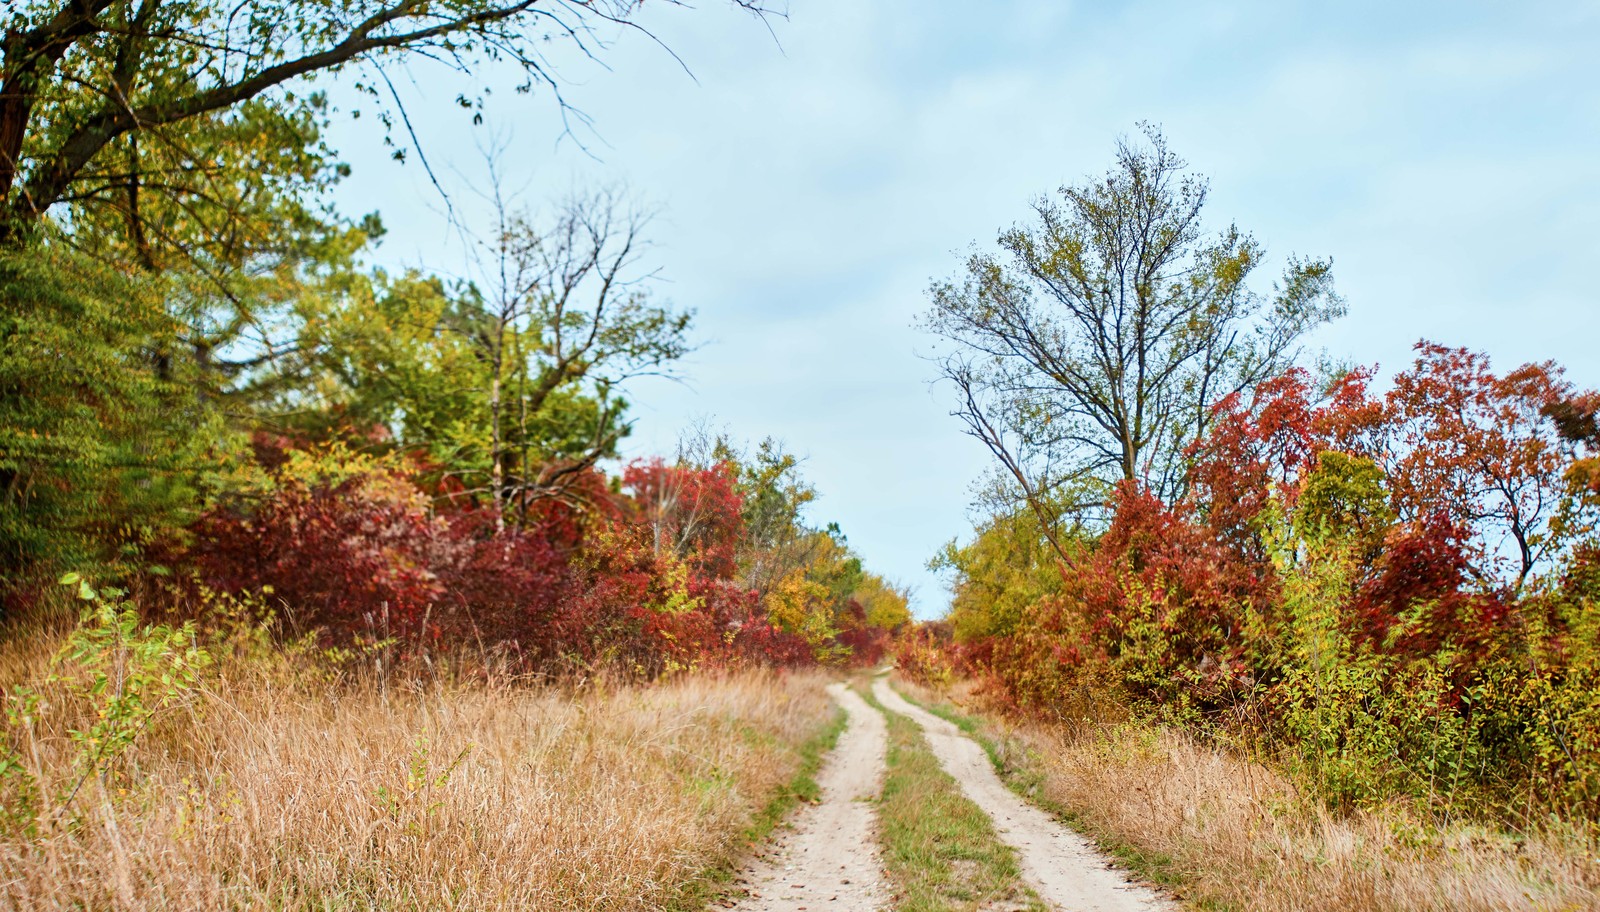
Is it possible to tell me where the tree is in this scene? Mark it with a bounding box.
[930,505,1062,645]
[923,125,1343,556]
[853,574,911,631]
[729,437,817,596]
[458,188,691,521]
[0,0,771,245]
[1187,343,1591,592]
[1545,390,1600,546]
[2,0,769,462]
[1184,366,1330,562]
[623,456,744,580]
[0,241,217,588]
[1359,343,1576,591]
[285,190,692,520]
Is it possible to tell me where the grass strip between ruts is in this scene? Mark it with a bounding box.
[889,682,1207,907]
[858,680,1046,912]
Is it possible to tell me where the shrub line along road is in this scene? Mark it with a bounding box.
[730,673,1173,912]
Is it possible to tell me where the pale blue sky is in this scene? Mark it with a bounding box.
[326,1,1600,616]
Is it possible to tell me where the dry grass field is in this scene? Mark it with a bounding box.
[900,679,1600,912]
[0,618,835,912]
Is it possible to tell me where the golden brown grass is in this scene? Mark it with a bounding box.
[0,623,834,911]
[901,678,1600,912]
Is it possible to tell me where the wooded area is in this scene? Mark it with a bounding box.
[2,1,1597,908]
[1,0,906,674]
[916,128,1600,828]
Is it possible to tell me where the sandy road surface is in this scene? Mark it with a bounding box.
[726,682,891,911]
[872,676,1174,912]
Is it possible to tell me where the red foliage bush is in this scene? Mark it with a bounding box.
[551,524,711,675]
[1350,514,1509,673]
[189,464,449,644]
[622,459,745,579]
[912,344,1600,816]
[990,483,1272,712]
[1188,369,1324,558]
[182,445,891,677]
[727,609,816,667]
[833,599,892,667]
[430,508,574,659]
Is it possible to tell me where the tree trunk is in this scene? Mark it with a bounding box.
[0,77,34,244]
[489,371,504,533]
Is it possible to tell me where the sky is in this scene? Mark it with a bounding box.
[325,0,1600,617]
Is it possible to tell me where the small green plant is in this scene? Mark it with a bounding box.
[0,692,43,836]
[0,572,211,835]
[375,735,470,836]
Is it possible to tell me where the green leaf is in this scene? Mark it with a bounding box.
[59,571,81,586]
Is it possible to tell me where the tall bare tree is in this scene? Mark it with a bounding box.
[924,125,1344,559]
[464,186,690,522]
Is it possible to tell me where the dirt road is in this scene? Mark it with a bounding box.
[731,677,1171,911]
[871,676,1173,912]
[727,682,891,911]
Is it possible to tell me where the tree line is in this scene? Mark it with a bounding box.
[0,0,909,673]
[916,126,1600,825]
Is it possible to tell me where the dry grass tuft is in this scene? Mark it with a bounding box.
[0,625,833,911]
[906,679,1600,912]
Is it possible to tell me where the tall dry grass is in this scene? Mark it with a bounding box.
[906,679,1600,912]
[0,621,833,911]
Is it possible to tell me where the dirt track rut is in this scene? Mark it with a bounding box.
[726,682,891,911]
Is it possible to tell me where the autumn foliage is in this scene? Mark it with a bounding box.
[927,341,1600,820]
[177,443,899,676]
